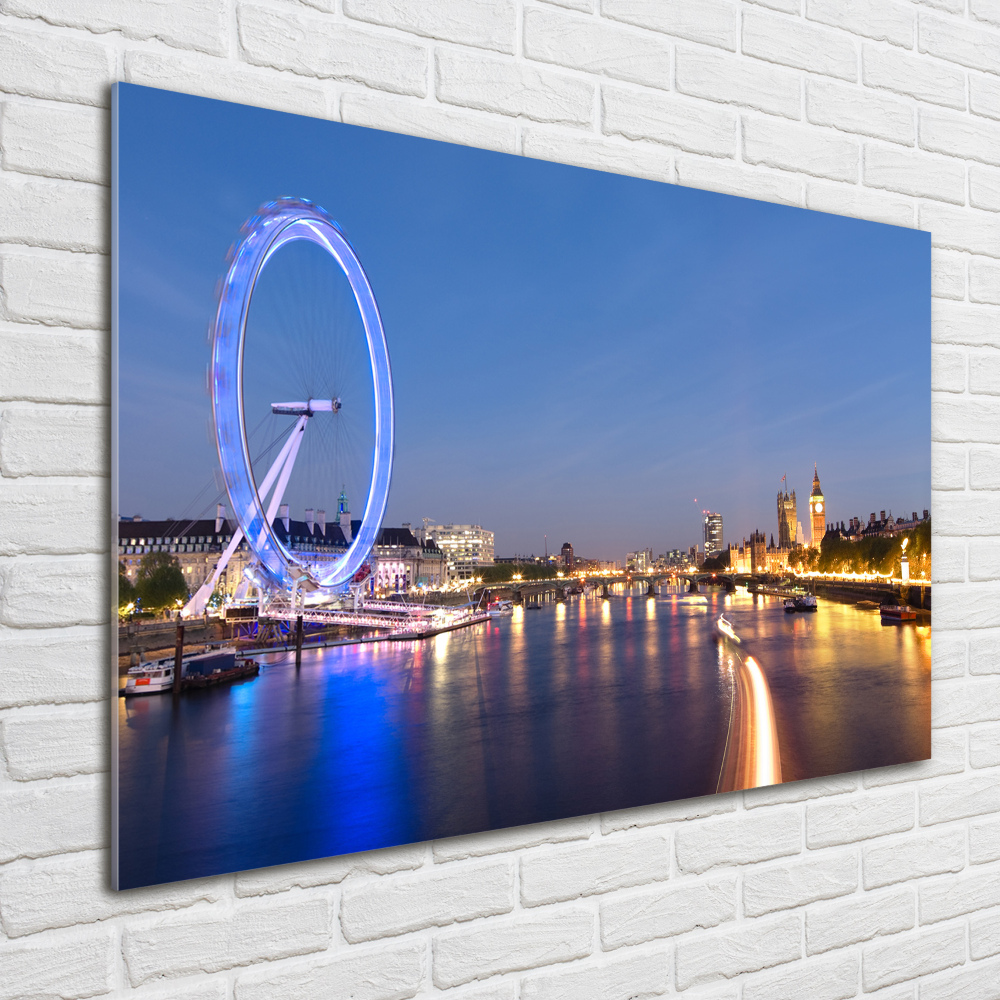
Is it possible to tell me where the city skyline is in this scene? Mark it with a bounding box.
[117,85,929,564]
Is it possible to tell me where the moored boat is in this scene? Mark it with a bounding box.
[784,595,818,613]
[486,599,514,618]
[122,648,258,696]
[880,604,917,623]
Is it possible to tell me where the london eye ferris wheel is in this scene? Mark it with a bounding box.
[201,197,394,604]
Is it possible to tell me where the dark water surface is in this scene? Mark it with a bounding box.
[117,588,930,888]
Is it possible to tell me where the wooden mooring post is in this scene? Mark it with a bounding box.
[295,615,304,670]
[172,623,184,695]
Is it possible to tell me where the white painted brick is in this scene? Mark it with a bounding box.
[344,0,516,53]
[523,7,671,90]
[932,300,1000,347]
[933,584,1000,629]
[0,776,101,863]
[970,164,1000,213]
[971,633,1000,674]
[0,479,103,556]
[934,678,1000,727]
[239,4,427,96]
[743,850,858,916]
[919,959,1000,1000]
[933,347,966,392]
[676,46,800,119]
[675,808,800,873]
[973,0,1000,27]
[0,100,105,184]
[862,925,966,991]
[675,156,802,205]
[864,144,965,203]
[931,396,1000,448]
[863,44,966,110]
[971,727,1000,767]
[744,115,858,181]
[743,10,857,80]
[863,828,966,889]
[0,24,112,106]
[972,447,1000,488]
[747,0,800,11]
[971,349,1000,394]
[539,0,592,10]
[433,816,591,862]
[920,867,1000,924]
[433,909,593,988]
[921,202,1000,258]
[437,49,592,124]
[0,927,113,1000]
[675,913,801,990]
[919,12,1000,76]
[234,942,424,1000]
[806,885,914,954]
[806,180,915,227]
[599,874,737,949]
[932,250,966,300]
[921,106,1000,167]
[520,833,669,905]
[743,773,858,808]
[933,444,967,491]
[1,703,104,779]
[124,49,329,121]
[807,78,915,145]
[920,773,1000,824]
[932,536,965,582]
[0,555,106,627]
[0,323,104,402]
[602,87,736,156]
[0,249,106,329]
[4,0,227,55]
[971,257,1000,304]
[601,792,738,834]
[934,496,1000,536]
[970,541,1000,582]
[972,817,1000,864]
[601,0,737,51]
[0,850,224,938]
[342,90,517,154]
[972,910,1000,959]
[971,71,1000,120]
[341,859,513,941]
[742,951,859,1000]
[235,843,425,896]
[522,125,671,182]
[0,403,106,476]
[806,0,915,47]
[432,984,516,1000]
[915,0,967,11]
[124,898,331,986]
[0,625,103,708]
[520,950,669,1000]
[807,789,914,847]
[860,727,963,787]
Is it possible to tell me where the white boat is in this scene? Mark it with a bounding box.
[487,599,514,618]
[122,648,251,696]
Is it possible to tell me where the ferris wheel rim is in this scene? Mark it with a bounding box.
[211,197,394,593]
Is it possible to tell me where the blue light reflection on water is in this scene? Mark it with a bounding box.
[117,588,929,888]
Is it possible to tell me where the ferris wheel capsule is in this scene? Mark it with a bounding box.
[211,198,394,594]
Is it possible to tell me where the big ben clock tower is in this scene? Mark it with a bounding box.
[809,465,825,548]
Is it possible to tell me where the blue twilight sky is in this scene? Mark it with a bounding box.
[115,84,930,562]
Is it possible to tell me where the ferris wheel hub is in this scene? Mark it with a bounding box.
[270,397,342,416]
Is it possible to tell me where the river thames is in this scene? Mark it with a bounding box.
[117,586,930,888]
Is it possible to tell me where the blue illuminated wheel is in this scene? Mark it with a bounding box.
[211,198,393,593]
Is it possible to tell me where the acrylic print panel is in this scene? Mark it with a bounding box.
[112,83,931,889]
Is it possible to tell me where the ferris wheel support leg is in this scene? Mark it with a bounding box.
[181,415,309,618]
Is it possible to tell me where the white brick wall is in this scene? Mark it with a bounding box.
[0,2,997,997]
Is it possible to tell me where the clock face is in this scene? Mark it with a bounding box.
[816,502,824,513]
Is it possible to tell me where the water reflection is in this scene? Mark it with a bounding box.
[118,586,930,888]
